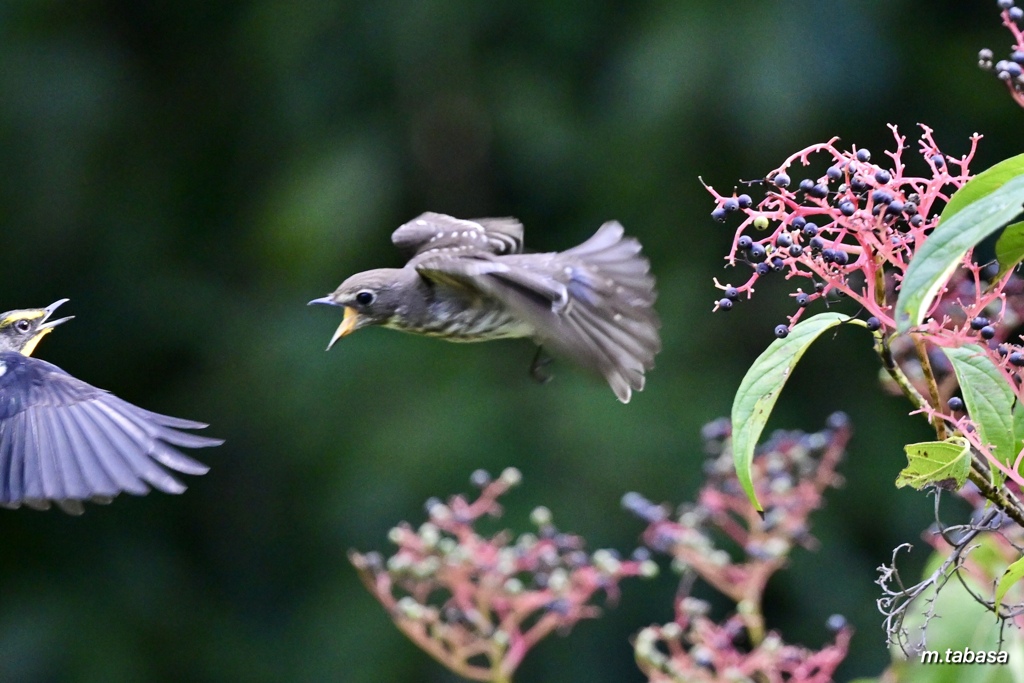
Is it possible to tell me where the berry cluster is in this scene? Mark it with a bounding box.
[706,125,978,338]
[979,0,1024,109]
[624,415,852,682]
[349,467,657,683]
[634,611,851,683]
[707,125,1024,496]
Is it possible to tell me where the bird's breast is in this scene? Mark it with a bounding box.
[388,296,533,342]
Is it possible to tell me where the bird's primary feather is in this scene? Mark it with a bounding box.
[0,351,220,514]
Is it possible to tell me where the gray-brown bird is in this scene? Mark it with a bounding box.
[0,299,221,514]
[309,212,661,402]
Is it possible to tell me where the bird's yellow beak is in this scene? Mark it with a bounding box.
[20,299,74,357]
[327,307,360,350]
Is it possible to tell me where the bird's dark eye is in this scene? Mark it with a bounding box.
[14,320,30,333]
[355,290,375,306]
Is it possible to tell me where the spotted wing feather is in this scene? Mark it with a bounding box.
[392,212,523,262]
[0,352,221,514]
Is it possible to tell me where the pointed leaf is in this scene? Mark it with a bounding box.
[1014,401,1024,468]
[995,555,1024,613]
[731,312,852,511]
[943,345,1016,485]
[895,168,1024,332]
[896,437,971,491]
[943,153,1024,220]
[994,220,1024,278]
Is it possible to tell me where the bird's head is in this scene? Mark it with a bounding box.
[0,299,74,356]
[309,269,413,349]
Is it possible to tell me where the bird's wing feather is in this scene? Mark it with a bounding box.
[415,254,569,307]
[415,222,660,402]
[0,352,219,513]
[393,212,523,262]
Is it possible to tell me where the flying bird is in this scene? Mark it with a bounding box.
[309,212,661,402]
[0,300,221,514]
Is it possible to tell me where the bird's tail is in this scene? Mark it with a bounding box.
[557,221,661,402]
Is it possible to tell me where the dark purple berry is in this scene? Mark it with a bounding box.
[773,172,791,188]
[771,256,786,271]
[724,286,739,300]
[866,317,881,331]
[1011,352,1024,367]
[723,197,739,212]
[795,293,809,307]
[738,235,753,250]
[856,149,871,162]
[850,176,868,192]
[903,201,918,215]
[749,243,766,261]
[826,411,850,429]
[970,316,990,330]
[718,298,733,311]
[814,281,826,293]
[790,215,807,230]
[776,232,792,248]
[810,184,829,198]
[826,166,843,181]
[833,250,849,266]
[872,190,892,204]
[910,215,924,227]
[755,262,770,275]
[802,223,819,238]
[826,614,847,632]
[737,193,752,208]
[998,0,1014,9]
[948,397,965,412]
[1011,6,1023,20]
[809,236,824,250]
[774,324,789,339]
[822,248,835,263]
[799,178,815,192]
[711,207,727,222]
[838,200,855,216]
[981,325,996,340]
[874,169,891,184]
[789,245,803,257]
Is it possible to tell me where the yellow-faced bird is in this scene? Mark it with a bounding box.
[0,300,221,514]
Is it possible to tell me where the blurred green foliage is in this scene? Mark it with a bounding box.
[0,1,1018,681]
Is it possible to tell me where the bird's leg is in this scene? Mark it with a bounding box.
[529,345,554,384]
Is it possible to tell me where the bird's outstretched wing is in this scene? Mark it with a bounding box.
[392,212,524,263]
[416,221,661,402]
[0,352,221,514]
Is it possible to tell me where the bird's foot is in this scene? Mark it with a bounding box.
[529,346,555,384]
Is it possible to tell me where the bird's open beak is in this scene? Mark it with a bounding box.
[327,307,360,350]
[308,296,360,349]
[39,298,74,330]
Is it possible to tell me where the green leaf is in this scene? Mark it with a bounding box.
[994,220,1024,278]
[943,153,1024,220]
[896,437,971,491]
[1014,401,1024,468]
[943,345,1016,485]
[995,555,1024,613]
[731,312,852,511]
[895,161,1024,333]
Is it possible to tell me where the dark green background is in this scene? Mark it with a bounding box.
[0,1,1016,681]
